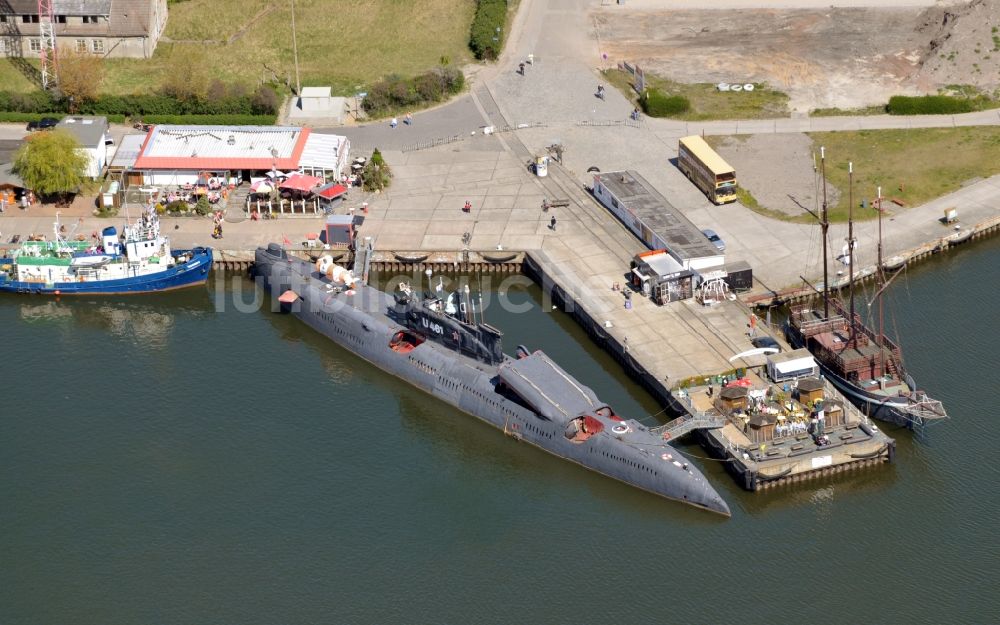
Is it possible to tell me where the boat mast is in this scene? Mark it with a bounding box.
[876,185,884,349]
[820,147,829,319]
[847,161,856,345]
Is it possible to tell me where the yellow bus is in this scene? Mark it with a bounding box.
[677,135,737,204]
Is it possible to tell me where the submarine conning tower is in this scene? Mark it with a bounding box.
[391,282,504,366]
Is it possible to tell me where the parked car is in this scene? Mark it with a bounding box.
[701,228,726,252]
[25,117,59,131]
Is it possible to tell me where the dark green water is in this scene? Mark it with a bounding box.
[2,251,997,624]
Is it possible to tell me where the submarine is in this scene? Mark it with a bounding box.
[253,243,730,516]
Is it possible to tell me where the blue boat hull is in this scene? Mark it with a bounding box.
[0,247,213,295]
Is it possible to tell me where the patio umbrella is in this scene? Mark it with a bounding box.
[193,187,208,195]
[251,180,273,193]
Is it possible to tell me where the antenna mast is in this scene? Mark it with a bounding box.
[38,0,58,90]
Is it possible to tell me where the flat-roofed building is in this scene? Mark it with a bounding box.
[130,125,350,187]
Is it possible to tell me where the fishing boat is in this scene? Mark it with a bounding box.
[785,154,946,429]
[0,209,212,295]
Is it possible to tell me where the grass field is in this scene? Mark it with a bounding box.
[807,127,1000,222]
[810,105,887,117]
[602,68,790,121]
[1,0,477,96]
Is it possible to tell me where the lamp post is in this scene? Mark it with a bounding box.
[290,0,301,95]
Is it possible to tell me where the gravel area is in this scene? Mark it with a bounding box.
[712,134,840,217]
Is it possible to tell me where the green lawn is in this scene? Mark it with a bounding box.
[2,0,477,96]
[810,127,1000,222]
[809,105,886,117]
[603,68,790,121]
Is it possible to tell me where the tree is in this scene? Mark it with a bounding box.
[56,47,105,111]
[12,130,88,201]
[194,194,211,215]
[161,47,209,102]
[361,148,392,192]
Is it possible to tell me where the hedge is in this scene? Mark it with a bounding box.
[0,112,63,123]
[0,85,279,118]
[470,0,506,60]
[887,95,975,115]
[139,114,277,125]
[640,88,690,117]
[0,112,124,123]
[362,67,465,117]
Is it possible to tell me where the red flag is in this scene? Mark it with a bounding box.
[282,234,292,246]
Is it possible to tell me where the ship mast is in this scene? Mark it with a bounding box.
[847,161,856,346]
[820,147,829,319]
[876,185,885,350]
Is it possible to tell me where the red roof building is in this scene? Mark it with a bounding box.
[130,125,350,187]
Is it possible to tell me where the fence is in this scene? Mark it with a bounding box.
[245,197,323,216]
[576,119,641,128]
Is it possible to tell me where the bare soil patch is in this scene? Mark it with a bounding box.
[594,1,1000,111]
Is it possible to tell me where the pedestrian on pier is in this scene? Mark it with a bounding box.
[549,215,557,231]
[519,62,525,75]
[390,117,398,129]
[404,112,412,125]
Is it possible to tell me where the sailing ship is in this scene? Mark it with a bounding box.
[784,152,947,429]
[0,209,212,294]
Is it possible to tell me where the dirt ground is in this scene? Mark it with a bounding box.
[710,134,835,217]
[593,0,1000,111]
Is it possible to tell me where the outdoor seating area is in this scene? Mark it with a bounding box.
[245,171,349,217]
[126,173,234,215]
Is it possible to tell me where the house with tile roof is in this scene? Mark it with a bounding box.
[0,0,168,59]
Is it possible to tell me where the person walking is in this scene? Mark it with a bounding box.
[549,215,557,231]
[390,117,398,129]
[519,62,525,75]
[404,112,412,125]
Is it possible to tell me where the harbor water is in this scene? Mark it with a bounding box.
[2,246,998,624]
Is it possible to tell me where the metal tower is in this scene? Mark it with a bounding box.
[38,0,58,90]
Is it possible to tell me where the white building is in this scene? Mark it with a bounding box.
[130,125,350,187]
[56,115,109,179]
[593,170,725,276]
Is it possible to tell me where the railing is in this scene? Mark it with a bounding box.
[576,119,640,128]
[401,134,467,153]
[245,198,322,216]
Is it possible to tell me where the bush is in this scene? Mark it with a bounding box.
[362,148,392,192]
[887,95,975,115]
[165,200,188,214]
[361,67,465,117]
[0,112,64,123]
[140,114,277,125]
[194,195,211,216]
[439,66,465,94]
[640,88,690,117]
[0,84,279,118]
[251,85,280,115]
[470,0,506,60]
